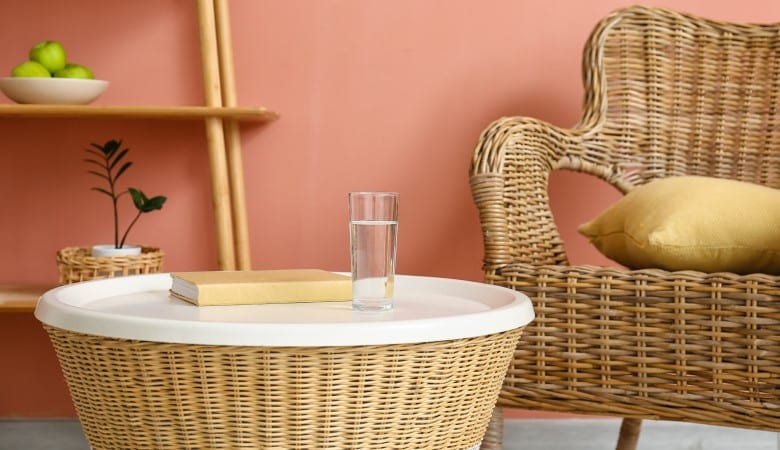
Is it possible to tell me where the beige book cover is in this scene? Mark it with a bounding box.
[170,269,352,306]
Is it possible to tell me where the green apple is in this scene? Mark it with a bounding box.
[28,40,67,74]
[53,63,94,80]
[11,60,51,77]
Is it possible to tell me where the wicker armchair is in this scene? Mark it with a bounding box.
[470,6,780,450]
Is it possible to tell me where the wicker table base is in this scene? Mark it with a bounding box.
[45,325,522,450]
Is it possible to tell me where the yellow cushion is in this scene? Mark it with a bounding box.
[577,176,780,274]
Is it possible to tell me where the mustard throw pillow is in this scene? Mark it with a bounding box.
[577,176,780,274]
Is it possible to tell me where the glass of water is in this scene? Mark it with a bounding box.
[349,192,399,311]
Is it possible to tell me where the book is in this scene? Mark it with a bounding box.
[169,269,352,306]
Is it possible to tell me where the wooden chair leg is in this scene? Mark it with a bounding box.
[615,418,642,450]
[480,406,504,450]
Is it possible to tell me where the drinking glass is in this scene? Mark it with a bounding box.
[349,192,399,311]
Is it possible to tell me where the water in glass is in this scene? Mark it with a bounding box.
[350,219,398,311]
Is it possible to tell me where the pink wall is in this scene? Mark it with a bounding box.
[1,0,777,418]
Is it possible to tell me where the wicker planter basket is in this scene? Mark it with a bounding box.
[44,325,523,450]
[56,246,164,284]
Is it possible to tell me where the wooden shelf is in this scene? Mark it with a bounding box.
[0,284,53,312]
[0,104,279,121]
[0,1,275,275]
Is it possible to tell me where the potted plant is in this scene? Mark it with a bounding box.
[56,139,168,284]
[84,139,167,256]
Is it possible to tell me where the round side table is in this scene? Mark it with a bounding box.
[36,273,534,450]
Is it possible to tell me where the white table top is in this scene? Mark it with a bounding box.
[35,273,534,346]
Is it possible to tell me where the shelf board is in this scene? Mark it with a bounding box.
[0,104,279,121]
[0,284,53,312]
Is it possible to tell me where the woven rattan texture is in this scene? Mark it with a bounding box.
[494,265,780,424]
[469,5,780,448]
[44,325,522,450]
[56,246,164,284]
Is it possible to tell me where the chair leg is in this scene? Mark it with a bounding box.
[480,406,504,450]
[615,418,642,450]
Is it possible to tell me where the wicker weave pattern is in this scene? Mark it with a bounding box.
[56,246,164,284]
[469,5,780,448]
[45,325,522,450]
[495,265,780,426]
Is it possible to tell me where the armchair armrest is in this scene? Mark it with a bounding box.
[469,116,629,272]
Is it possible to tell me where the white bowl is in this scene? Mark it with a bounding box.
[0,77,109,105]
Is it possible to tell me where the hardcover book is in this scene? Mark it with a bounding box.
[170,269,352,306]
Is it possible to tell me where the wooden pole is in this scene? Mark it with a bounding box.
[196,0,235,270]
[213,0,252,270]
[615,418,642,450]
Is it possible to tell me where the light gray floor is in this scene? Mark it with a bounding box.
[503,419,778,450]
[0,420,89,450]
[0,418,777,449]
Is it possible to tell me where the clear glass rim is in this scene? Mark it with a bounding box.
[348,191,399,197]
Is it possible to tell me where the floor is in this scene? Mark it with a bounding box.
[502,419,778,450]
[0,418,777,450]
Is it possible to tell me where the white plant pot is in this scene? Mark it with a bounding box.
[91,244,142,257]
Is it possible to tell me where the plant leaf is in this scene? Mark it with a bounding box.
[102,140,121,157]
[89,143,106,154]
[85,148,106,160]
[90,187,113,197]
[129,188,167,212]
[129,188,145,210]
[114,161,133,181]
[109,148,130,170]
[142,195,167,212]
[83,158,105,168]
[87,170,109,181]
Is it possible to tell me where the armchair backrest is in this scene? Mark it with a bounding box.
[583,6,780,187]
[471,6,780,270]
